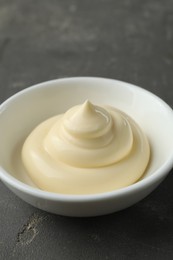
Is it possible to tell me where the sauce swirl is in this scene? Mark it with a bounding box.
[22,101,150,194]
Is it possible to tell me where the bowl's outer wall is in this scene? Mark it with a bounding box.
[4,177,164,217]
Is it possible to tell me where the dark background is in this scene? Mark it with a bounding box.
[0,0,173,259]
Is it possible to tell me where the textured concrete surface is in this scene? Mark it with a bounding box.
[0,0,173,259]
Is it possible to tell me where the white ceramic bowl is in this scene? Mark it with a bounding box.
[0,77,173,217]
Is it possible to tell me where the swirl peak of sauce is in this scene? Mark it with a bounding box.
[22,100,150,194]
[63,100,111,137]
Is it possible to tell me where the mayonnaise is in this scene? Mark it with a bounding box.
[22,100,150,194]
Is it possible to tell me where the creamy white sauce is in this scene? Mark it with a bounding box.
[22,101,150,194]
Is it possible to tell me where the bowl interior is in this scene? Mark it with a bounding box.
[1,77,173,189]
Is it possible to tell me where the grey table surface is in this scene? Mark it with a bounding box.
[0,0,173,259]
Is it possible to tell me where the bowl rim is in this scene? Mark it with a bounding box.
[0,76,173,202]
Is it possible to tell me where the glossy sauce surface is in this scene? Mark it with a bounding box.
[22,101,150,194]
